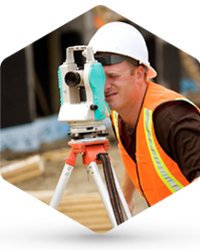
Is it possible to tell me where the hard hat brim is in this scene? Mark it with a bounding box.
[92,49,157,79]
[142,63,157,79]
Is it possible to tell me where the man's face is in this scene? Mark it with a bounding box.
[103,60,139,114]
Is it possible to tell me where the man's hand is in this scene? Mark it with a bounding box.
[126,197,135,216]
[191,177,199,183]
[121,169,136,216]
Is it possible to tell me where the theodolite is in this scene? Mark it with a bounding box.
[57,45,110,139]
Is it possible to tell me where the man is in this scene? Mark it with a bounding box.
[88,21,200,214]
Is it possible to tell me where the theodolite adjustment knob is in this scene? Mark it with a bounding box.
[90,104,98,111]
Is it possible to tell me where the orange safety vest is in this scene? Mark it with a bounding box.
[111,81,200,206]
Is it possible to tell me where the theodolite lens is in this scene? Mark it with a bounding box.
[65,71,81,87]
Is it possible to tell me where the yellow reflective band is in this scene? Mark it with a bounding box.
[175,98,198,108]
[112,111,120,140]
[143,108,184,193]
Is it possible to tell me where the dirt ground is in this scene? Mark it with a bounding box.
[1,136,148,217]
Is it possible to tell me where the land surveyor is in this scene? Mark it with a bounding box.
[88,21,200,214]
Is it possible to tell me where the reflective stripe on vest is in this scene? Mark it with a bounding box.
[112,111,120,140]
[143,108,184,193]
[175,97,198,108]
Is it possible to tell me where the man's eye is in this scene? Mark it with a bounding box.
[110,74,120,78]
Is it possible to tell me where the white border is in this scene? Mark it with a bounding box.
[1,1,200,249]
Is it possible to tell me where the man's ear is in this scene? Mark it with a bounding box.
[136,65,145,83]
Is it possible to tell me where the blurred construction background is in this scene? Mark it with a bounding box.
[1,6,200,234]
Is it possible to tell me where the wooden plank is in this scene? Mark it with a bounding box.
[57,196,102,205]
[58,202,105,212]
[4,168,44,184]
[85,223,112,231]
[68,216,111,226]
[1,155,44,184]
[93,230,111,234]
[63,209,108,219]
[27,191,113,233]
[27,190,56,201]
[57,193,112,232]
[41,148,70,161]
[60,194,101,201]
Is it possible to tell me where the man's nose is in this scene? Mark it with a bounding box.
[104,76,112,91]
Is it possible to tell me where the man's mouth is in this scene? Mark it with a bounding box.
[105,92,117,101]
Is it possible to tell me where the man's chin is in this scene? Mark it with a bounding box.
[106,102,117,111]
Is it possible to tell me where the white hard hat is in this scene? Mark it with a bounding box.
[88,21,157,79]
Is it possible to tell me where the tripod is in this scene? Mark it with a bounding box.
[49,136,132,228]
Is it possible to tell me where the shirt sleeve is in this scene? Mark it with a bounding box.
[153,101,200,183]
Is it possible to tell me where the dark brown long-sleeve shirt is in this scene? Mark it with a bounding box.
[118,101,200,183]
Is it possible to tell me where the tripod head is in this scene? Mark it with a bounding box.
[57,46,110,139]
